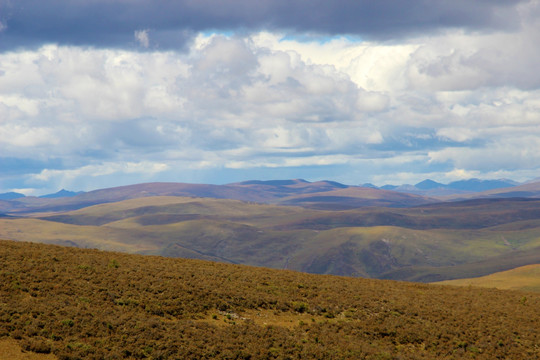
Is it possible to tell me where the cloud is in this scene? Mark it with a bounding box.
[436,128,476,143]
[35,161,170,181]
[405,16,540,91]
[0,36,378,176]
[134,29,150,48]
[2,2,540,193]
[0,0,532,51]
[0,124,58,147]
[429,135,540,171]
[28,161,170,194]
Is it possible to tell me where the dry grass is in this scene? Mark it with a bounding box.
[0,218,155,253]
[436,264,540,292]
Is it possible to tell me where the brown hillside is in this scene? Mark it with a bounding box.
[279,187,433,209]
[1,240,540,359]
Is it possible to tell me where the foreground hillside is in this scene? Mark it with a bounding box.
[1,240,540,359]
[436,264,540,292]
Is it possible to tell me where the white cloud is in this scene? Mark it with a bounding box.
[429,136,540,171]
[436,128,476,142]
[34,162,169,182]
[135,29,150,48]
[251,32,418,92]
[31,161,170,193]
[0,95,40,116]
[225,154,351,169]
[0,124,58,148]
[356,92,390,112]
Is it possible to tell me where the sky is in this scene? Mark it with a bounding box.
[1,0,540,195]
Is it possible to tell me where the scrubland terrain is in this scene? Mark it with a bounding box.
[1,240,539,359]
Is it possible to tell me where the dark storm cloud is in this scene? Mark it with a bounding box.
[0,0,526,50]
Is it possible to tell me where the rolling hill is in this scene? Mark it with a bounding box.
[3,194,540,282]
[1,239,539,359]
[0,180,435,215]
[4,178,540,215]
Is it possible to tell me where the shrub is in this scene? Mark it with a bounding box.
[21,337,52,354]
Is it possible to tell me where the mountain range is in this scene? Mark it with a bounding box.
[0,179,431,214]
[0,177,530,204]
[2,177,540,215]
[377,178,520,196]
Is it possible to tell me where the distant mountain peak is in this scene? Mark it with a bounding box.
[236,179,306,186]
[0,192,25,200]
[317,180,348,188]
[377,178,520,197]
[39,189,85,199]
[380,184,398,190]
[415,179,444,190]
[447,179,517,192]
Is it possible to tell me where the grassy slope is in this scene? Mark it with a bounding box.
[435,264,540,292]
[3,196,540,281]
[1,240,540,359]
[0,218,156,253]
[277,187,433,209]
[5,215,540,281]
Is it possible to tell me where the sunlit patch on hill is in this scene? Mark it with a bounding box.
[435,264,540,292]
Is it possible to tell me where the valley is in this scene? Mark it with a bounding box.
[1,180,540,283]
